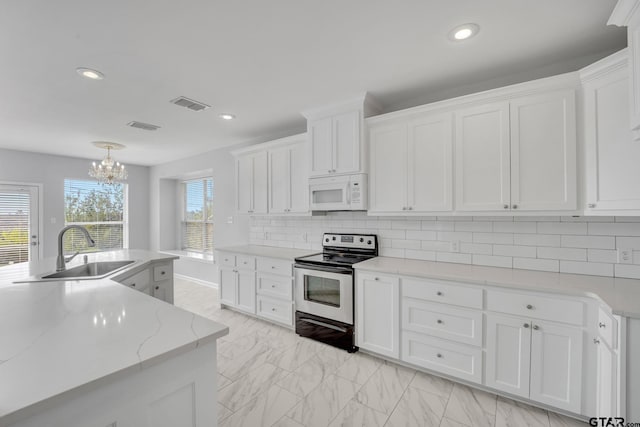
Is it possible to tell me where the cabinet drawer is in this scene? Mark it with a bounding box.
[257,273,292,300]
[402,299,482,346]
[257,257,292,276]
[598,307,617,349]
[403,278,483,309]
[402,331,482,384]
[218,253,236,267]
[153,263,171,281]
[256,295,293,327]
[120,269,151,292]
[486,289,584,326]
[236,255,256,270]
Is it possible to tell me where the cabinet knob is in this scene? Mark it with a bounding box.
[512,204,518,209]
[271,307,277,312]
[436,319,443,324]
[155,286,159,290]
[526,304,533,310]
[594,338,601,345]
[599,322,606,328]
[328,169,332,173]
[402,207,407,210]
[271,266,276,269]
[374,277,379,281]
[161,271,165,275]
[588,203,596,208]
[408,206,413,210]
[131,283,136,287]
[503,204,509,209]
[523,323,530,328]
[271,284,276,288]
[436,291,443,296]
[436,353,443,358]
[532,325,539,330]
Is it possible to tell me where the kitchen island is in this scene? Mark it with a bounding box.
[0,250,228,427]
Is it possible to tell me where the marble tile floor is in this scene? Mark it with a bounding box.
[174,277,586,427]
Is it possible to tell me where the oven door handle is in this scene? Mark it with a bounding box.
[299,317,348,333]
[294,264,352,274]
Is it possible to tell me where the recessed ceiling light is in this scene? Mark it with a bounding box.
[76,67,105,80]
[449,23,479,41]
[219,113,236,120]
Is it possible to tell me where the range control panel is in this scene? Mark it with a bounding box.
[322,233,377,250]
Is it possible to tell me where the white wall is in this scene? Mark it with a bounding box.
[0,148,150,258]
[250,212,640,279]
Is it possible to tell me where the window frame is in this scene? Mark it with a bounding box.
[181,177,213,254]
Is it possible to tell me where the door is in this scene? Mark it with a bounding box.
[309,117,333,177]
[510,91,576,211]
[409,113,453,212]
[236,156,253,214]
[268,146,289,214]
[333,110,360,174]
[295,266,353,324]
[455,102,511,211]
[368,123,408,213]
[252,151,268,214]
[288,141,309,213]
[0,183,39,265]
[356,272,399,358]
[485,314,531,398]
[596,339,617,418]
[529,320,583,413]
[236,270,256,314]
[219,268,237,306]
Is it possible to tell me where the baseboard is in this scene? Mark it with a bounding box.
[174,273,218,289]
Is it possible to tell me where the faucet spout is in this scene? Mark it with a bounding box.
[56,225,96,271]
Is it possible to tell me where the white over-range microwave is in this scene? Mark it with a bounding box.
[309,174,367,211]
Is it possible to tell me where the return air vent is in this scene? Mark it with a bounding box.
[127,121,161,131]
[169,96,210,112]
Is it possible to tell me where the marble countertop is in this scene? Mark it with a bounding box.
[354,256,640,319]
[216,244,318,260]
[0,250,229,424]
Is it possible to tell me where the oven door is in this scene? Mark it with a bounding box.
[294,265,353,324]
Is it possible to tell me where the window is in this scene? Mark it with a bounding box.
[182,178,213,254]
[63,179,128,253]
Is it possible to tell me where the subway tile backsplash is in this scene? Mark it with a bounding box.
[248,212,640,279]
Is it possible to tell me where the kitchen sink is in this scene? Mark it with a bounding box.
[41,260,136,280]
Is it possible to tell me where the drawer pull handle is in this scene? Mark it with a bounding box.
[532,325,539,330]
[503,204,509,209]
[271,308,276,312]
[436,353,443,358]
[599,322,606,328]
[436,319,443,324]
[271,284,276,288]
[271,266,276,269]
[526,304,533,310]
[594,338,601,344]
[436,291,443,296]
[523,323,530,328]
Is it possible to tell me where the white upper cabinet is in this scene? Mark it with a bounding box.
[235,151,268,215]
[304,94,380,178]
[455,89,577,212]
[369,112,453,214]
[609,0,640,139]
[582,49,640,214]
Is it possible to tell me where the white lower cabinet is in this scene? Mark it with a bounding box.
[257,294,293,326]
[595,307,621,418]
[355,272,400,358]
[114,261,174,304]
[218,265,256,314]
[485,313,583,413]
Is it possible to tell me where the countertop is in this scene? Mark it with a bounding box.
[0,250,229,425]
[216,244,318,260]
[354,256,640,318]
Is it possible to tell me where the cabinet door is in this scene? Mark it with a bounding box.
[309,117,333,177]
[356,272,399,358]
[368,123,408,213]
[596,340,617,418]
[268,146,289,214]
[455,103,511,211]
[510,91,576,211]
[219,268,237,306]
[584,66,640,211]
[529,320,583,413]
[333,110,360,174]
[236,270,256,314]
[408,113,453,212]
[628,18,640,136]
[288,141,309,213]
[252,151,268,214]
[485,314,531,398]
[236,156,253,214]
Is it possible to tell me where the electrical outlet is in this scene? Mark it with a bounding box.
[450,240,460,253]
[617,248,633,264]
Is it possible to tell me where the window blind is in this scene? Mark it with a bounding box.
[0,192,30,266]
[182,178,213,253]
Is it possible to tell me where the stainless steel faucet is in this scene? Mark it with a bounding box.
[56,225,96,271]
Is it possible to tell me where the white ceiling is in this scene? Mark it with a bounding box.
[0,0,626,166]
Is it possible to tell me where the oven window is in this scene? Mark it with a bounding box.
[312,189,343,204]
[304,275,340,307]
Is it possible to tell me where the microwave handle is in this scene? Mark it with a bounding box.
[346,182,351,205]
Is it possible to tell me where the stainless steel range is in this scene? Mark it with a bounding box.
[294,233,378,352]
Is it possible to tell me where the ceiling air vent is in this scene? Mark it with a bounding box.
[127,121,161,131]
[169,96,210,112]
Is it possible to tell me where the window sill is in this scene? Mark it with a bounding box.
[158,250,214,264]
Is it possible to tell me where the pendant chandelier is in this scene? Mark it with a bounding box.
[88,142,128,185]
